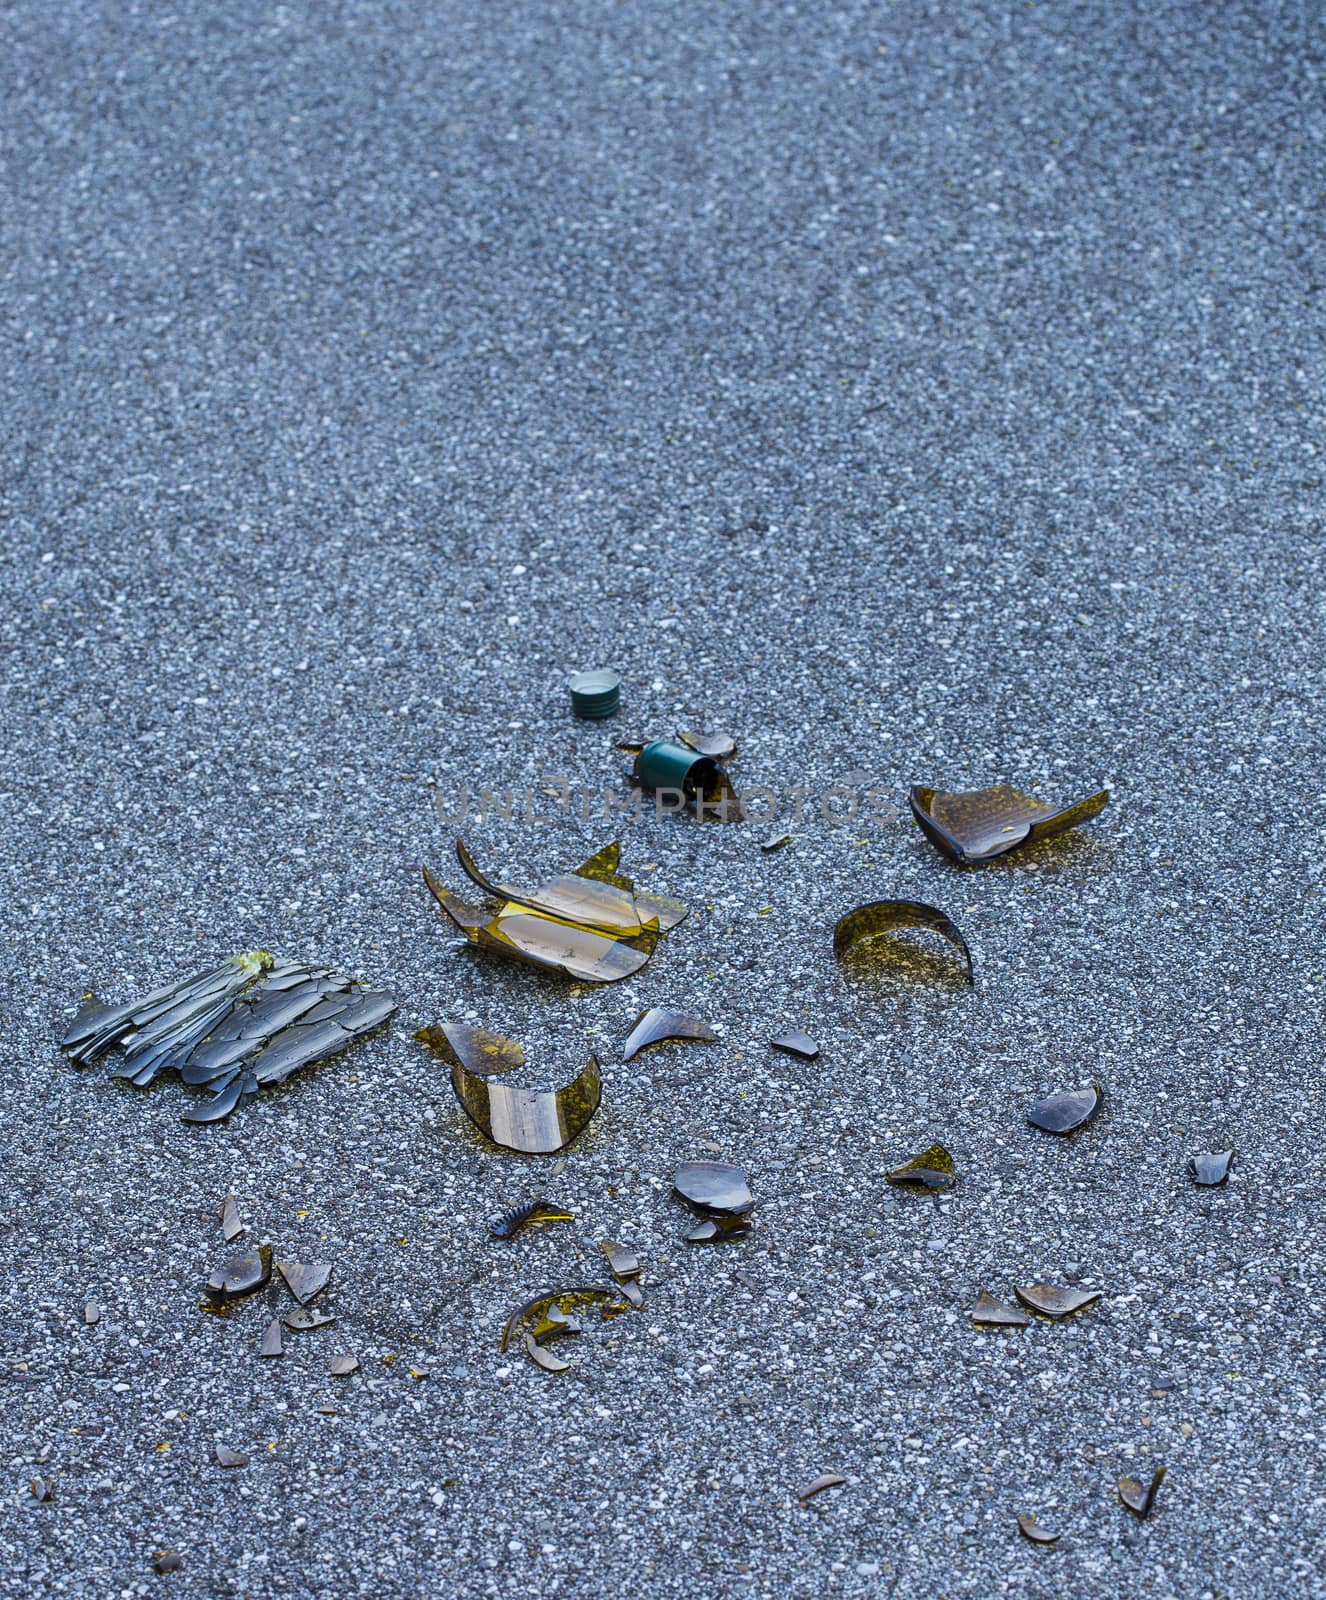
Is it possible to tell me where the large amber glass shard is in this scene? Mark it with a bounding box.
[599,1240,641,1280]
[673,1161,754,1215]
[1188,1149,1234,1186]
[415,1023,525,1077]
[833,902,973,984]
[423,863,673,985]
[499,1287,629,1352]
[1026,1083,1102,1135]
[909,782,1109,864]
[885,1143,957,1192]
[524,1332,572,1371]
[970,1291,1031,1328]
[205,1245,272,1302]
[1118,1465,1166,1517]
[489,1199,575,1240]
[1016,1514,1060,1545]
[456,838,687,936]
[451,1054,601,1154]
[621,1008,717,1062]
[1013,1283,1102,1320]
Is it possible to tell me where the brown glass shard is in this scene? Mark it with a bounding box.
[617,1278,646,1308]
[489,1199,575,1239]
[276,1260,332,1305]
[761,834,793,853]
[220,1194,244,1243]
[970,1291,1031,1328]
[885,1143,957,1192]
[450,1051,601,1155]
[678,730,738,760]
[423,838,686,983]
[673,1160,754,1215]
[259,1318,285,1359]
[531,1304,582,1344]
[1118,1465,1167,1517]
[409,1366,430,1380]
[797,1472,846,1507]
[770,1031,819,1060]
[685,1215,753,1244]
[1026,1083,1102,1135]
[328,1355,359,1377]
[524,1331,572,1372]
[1188,1149,1234,1186]
[215,1446,248,1468]
[499,1287,629,1352]
[599,1240,641,1280]
[1016,1514,1060,1545]
[415,1023,525,1077]
[1014,1283,1103,1320]
[152,1551,184,1574]
[205,1245,272,1302]
[283,1306,334,1331]
[833,901,973,984]
[909,782,1109,864]
[30,1477,54,1503]
[621,1007,717,1062]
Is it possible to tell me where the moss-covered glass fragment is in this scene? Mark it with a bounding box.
[909,782,1108,864]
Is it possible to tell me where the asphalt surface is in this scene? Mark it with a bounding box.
[2,2,1324,1596]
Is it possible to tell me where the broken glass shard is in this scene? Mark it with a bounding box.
[1188,1149,1234,1186]
[499,1288,629,1352]
[259,1318,285,1358]
[885,1143,957,1192]
[205,1245,272,1302]
[686,1215,753,1243]
[797,1472,845,1507]
[220,1194,244,1243]
[215,1445,248,1468]
[450,1049,601,1155]
[29,1477,53,1503]
[673,1160,754,1215]
[283,1307,335,1331]
[276,1261,332,1305]
[1014,1284,1103,1320]
[152,1551,184,1574]
[415,1023,524,1077]
[677,730,737,760]
[61,951,395,1121]
[1118,1465,1166,1517]
[328,1355,359,1377]
[770,1031,819,1060]
[599,1240,641,1280]
[761,834,793,852]
[621,1008,717,1062]
[909,782,1109,864]
[970,1292,1031,1328]
[1016,1514,1060,1545]
[423,838,686,983]
[617,1278,646,1308]
[524,1332,571,1372]
[1026,1083,1102,1135]
[833,901,973,984]
[489,1199,575,1240]
[531,1304,582,1344]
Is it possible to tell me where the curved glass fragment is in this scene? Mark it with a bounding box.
[673,1161,754,1215]
[970,1291,1030,1328]
[1016,1514,1060,1545]
[885,1143,957,1192]
[833,901,973,984]
[1013,1283,1102,1319]
[621,1008,717,1062]
[415,1023,525,1077]
[451,1054,602,1155]
[1118,1465,1166,1517]
[1188,1149,1234,1186]
[1026,1083,1102,1135]
[909,782,1108,864]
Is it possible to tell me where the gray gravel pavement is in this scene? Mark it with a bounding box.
[2,2,1324,1596]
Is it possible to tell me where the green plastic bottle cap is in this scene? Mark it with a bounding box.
[570,669,622,719]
